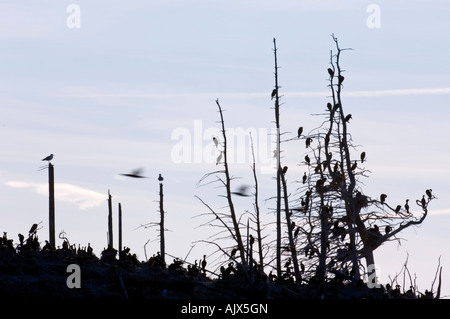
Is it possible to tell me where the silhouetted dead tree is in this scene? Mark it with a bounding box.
[196,99,246,267]
[292,34,436,287]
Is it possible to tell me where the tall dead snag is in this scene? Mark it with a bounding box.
[48,162,55,249]
[107,189,113,249]
[294,34,436,288]
[272,37,283,279]
[196,99,246,266]
[158,174,166,265]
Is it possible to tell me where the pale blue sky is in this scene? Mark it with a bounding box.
[0,1,449,296]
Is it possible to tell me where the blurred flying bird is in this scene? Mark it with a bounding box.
[327,102,332,111]
[271,88,277,100]
[395,205,402,214]
[232,185,251,197]
[120,167,147,178]
[42,154,54,162]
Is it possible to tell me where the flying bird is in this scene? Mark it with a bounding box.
[120,167,147,178]
[232,185,251,197]
[271,88,277,100]
[297,126,303,138]
[327,68,334,77]
[42,154,54,162]
[158,174,164,182]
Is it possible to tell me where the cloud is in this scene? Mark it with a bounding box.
[4,181,105,210]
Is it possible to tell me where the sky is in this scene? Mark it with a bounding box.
[0,0,449,297]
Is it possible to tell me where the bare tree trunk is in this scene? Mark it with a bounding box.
[216,99,246,266]
[159,180,165,265]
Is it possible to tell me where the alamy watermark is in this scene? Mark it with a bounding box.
[171,120,278,174]
[366,4,381,29]
[66,4,81,29]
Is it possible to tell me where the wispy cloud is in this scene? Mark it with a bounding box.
[4,181,105,210]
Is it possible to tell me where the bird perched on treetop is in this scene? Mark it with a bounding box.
[426,189,433,199]
[271,88,277,100]
[281,166,288,175]
[42,154,54,162]
[158,174,164,182]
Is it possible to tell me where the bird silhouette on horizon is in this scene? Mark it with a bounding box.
[158,174,164,182]
[42,154,54,162]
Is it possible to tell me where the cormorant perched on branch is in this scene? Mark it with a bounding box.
[302,172,307,184]
[271,88,277,100]
[297,126,303,138]
[304,154,310,165]
[305,137,313,148]
[344,114,352,122]
[385,225,392,234]
[395,205,402,213]
[281,166,288,175]
[351,161,357,171]
[327,102,332,111]
[29,223,38,235]
[158,174,164,182]
[405,199,410,213]
[360,152,366,163]
[338,75,345,84]
[426,189,433,199]
[328,68,334,77]
[380,193,387,204]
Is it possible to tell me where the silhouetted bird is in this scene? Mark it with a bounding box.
[395,205,402,213]
[351,161,357,171]
[305,137,313,148]
[327,102,332,111]
[120,167,147,178]
[360,152,366,163]
[302,172,307,184]
[201,255,207,272]
[297,126,303,138]
[249,234,255,246]
[213,137,219,148]
[405,199,410,213]
[29,223,38,235]
[380,193,387,204]
[281,166,288,175]
[327,68,334,77]
[426,189,433,199]
[385,225,392,234]
[158,174,164,182]
[232,185,250,197]
[42,154,54,162]
[344,114,352,122]
[271,89,277,100]
[305,154,310,165]
[338,75,345,84]
[421,195,426,209]
[230,248,238,258]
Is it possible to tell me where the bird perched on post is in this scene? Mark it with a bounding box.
[158,174,164,182]
[271,88,277,100]
[426,189,433,199]
[42,154,54,162]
